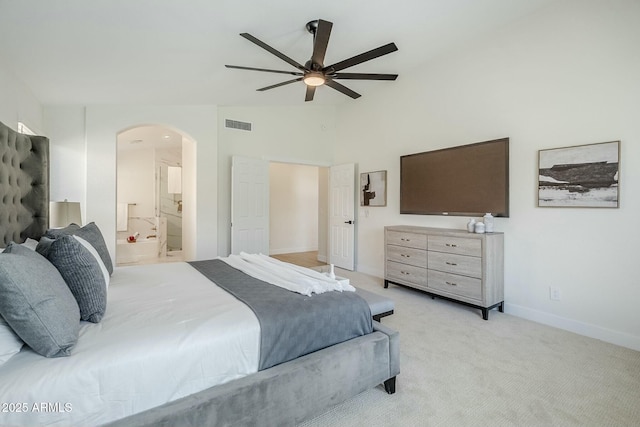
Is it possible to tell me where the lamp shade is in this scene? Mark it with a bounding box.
[50,200,82,228]
[167,166,182,194]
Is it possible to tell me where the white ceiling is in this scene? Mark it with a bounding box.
[0,0,557,107]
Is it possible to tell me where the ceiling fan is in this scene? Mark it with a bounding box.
[225,19,398,102]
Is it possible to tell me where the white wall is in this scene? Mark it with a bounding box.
[217,105,336,256]
[0,64,42,133]
[334,0,640,350]
[4,0,637,351]
[269,163,319,254]
[45,105,218,262]
[317,167,329,262]
[116,146,156,217]
[43,107,86,210]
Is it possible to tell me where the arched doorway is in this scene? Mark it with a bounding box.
[115,124,194,265]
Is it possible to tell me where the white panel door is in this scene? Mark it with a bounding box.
[329,163,356,270]
[231,156,269,255]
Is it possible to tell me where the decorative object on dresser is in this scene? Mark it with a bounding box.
[384,225,504,320]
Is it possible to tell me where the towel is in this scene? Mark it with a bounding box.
[116,203,128,232]
[219,252,355,296]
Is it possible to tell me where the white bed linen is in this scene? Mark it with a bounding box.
[0,262,260,427]
[220,252,355,296]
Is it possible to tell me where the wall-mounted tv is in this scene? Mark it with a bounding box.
[400,138,509,217]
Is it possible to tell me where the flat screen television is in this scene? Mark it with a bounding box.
[400,138,509,217]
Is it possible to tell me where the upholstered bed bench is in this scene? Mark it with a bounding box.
[355,287,395,322]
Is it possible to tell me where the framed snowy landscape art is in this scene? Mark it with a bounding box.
[538,141,620,208]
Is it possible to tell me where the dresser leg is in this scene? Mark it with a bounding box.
[383,377,396,394]
[482,308,489,320]
[384,280,389,289]
[499,302,504,313]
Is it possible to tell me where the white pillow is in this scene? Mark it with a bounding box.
[73,236,110,290]
[0,316,24,366]
[21,238,39,250]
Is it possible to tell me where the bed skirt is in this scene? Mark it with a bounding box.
[103,322,399,427]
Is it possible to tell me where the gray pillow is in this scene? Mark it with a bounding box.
[0,243,80,357]
[37,236,107,323]
[46,222,113,275]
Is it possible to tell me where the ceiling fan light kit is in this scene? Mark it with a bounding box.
[225,19,398,102]
[303,72,325,87]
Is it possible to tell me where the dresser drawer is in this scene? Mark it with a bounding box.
[386,244,427,268]
[428,252,482,279]
[386,261,428,288]
[386,230,427,250]
[428,270,482,301]
[428,235,481,257]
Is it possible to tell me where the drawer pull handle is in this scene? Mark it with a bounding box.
[445,281,457,286]
[401,238,411,242]
[446,243,458,248]
[445,262,457,266]
[401,254,410,258]
[401,271,410,275]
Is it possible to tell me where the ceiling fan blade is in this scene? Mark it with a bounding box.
[324,79,361,99]
[310,19,333,67]
[305,86,316,102]
[225,65,303,76]
[323,42,398,73]
[333,72,398,80]
[256,77,303,92]
[240,33,307,72]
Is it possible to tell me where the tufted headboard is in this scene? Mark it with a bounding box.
[0,120,49,247]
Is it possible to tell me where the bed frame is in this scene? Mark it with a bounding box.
[0,120,400,426]
[106,322,399,427]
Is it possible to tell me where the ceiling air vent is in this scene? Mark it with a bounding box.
[225,119,252,131]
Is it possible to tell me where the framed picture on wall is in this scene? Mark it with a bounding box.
[360,170,387,207]
[538,141,620,208]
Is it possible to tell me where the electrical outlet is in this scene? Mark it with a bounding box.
[549,287,562,301]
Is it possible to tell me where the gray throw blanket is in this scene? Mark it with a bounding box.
[189,259,373,370]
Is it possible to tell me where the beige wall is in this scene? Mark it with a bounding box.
[44,105,218,262]
[0,64,43,133]
[2,0,638,351]
[217,105,336,257]
[269,163,319,255]
[333,0,640,349]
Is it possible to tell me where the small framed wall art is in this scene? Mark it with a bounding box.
[360,170,387,207]
[538,140,620,208]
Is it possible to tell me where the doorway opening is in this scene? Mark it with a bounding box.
[116,125,193,266]
[268,162,328,269]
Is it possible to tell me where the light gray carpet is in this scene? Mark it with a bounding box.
[299,268,640,427]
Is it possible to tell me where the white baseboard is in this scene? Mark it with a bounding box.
[356,266,640,352]
[506,303,640,352]
[317,253,327,263]
[355,264,384,279]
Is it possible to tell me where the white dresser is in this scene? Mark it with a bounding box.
[384,225,504,320]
